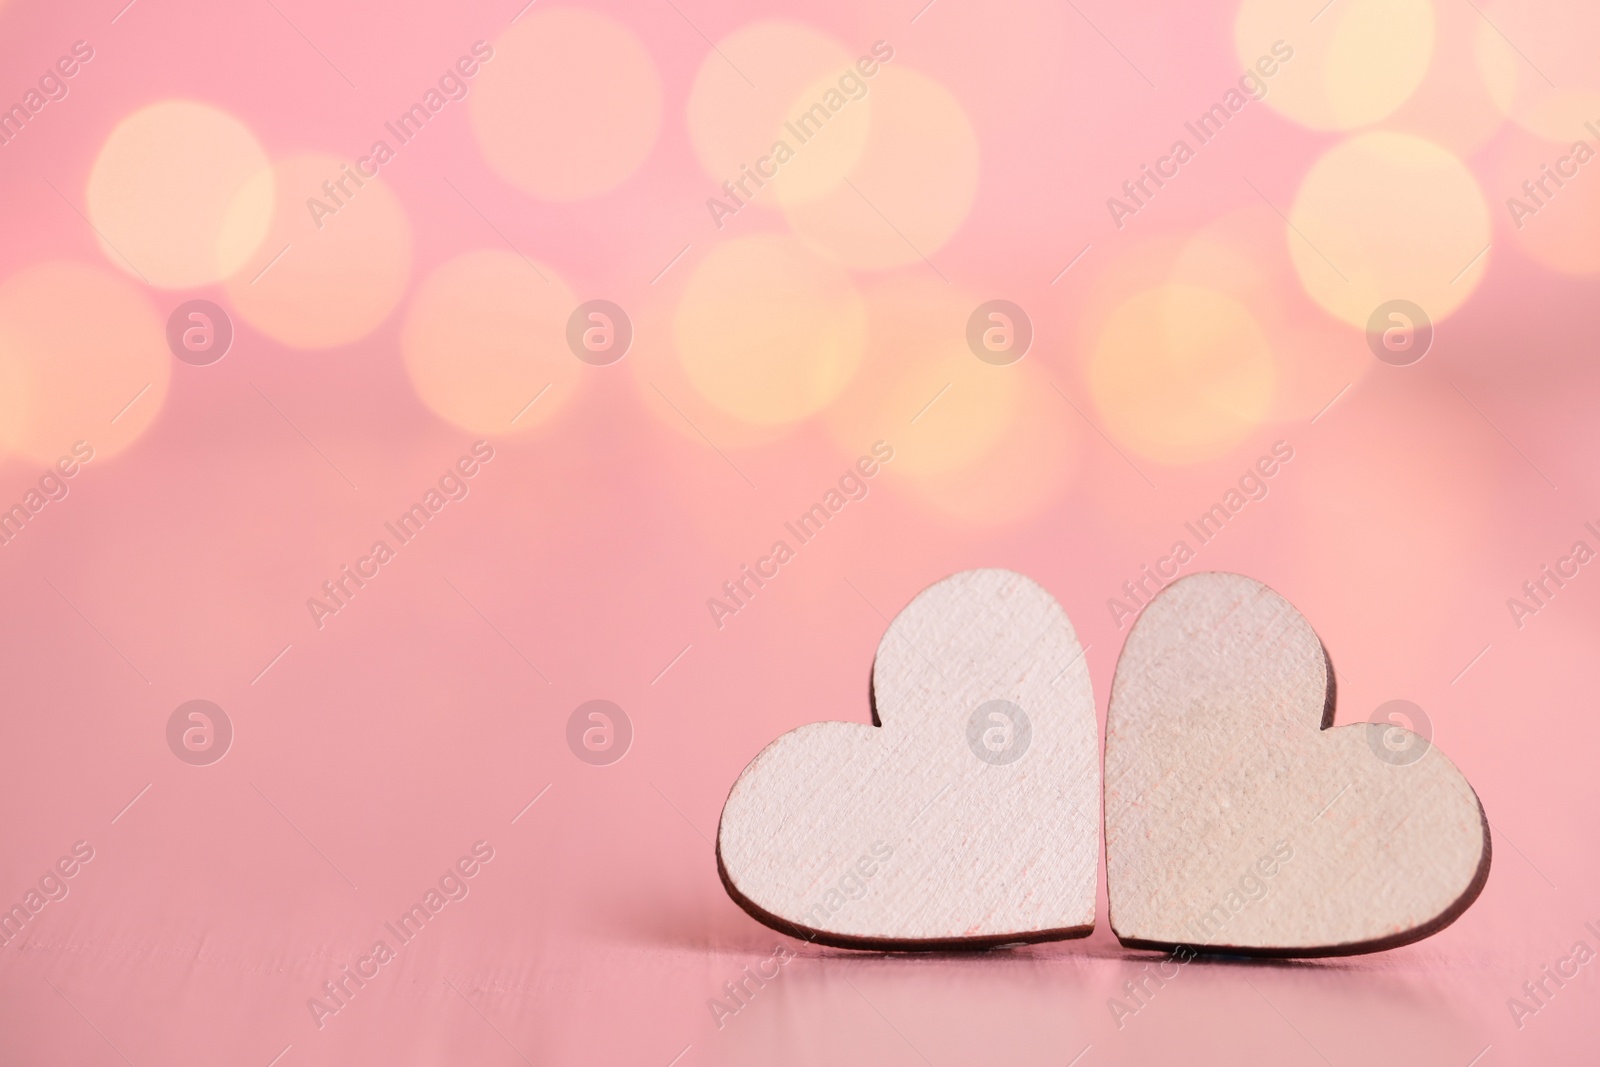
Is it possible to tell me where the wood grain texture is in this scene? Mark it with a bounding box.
[1105,571,1490,957]
[717,569,1098,949]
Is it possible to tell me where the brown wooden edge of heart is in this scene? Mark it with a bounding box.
[714,667,1095,953]
[712,576,1492,957]
[1106,620,1494,960]
[714,833,1096,953]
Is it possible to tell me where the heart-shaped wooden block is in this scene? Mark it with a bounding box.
[717,569,1099,948]
[1105,572,1491,957]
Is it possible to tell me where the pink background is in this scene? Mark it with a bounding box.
[0,0,1596,1063]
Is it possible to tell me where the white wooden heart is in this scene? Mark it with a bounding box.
[716,568,1098,949]
[1105,571,1491,957]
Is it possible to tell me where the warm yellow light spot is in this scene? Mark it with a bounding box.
[1376,0,1505,156]
[627,283,798,454]
[224,154,412,349]
[769,66,875,209]
[783,67,979,270]
[675,235,865,425]
[471,7,661,201]
[1236,0,1433,130]
[824,278,1077,524]
[1089,284,1274,465]
[1288,132,1489,327]
[402,250,579,435]
[87,100,273,288]
[687,22,866,212]
[1474,19,1519,116]
[1507,88,1600,145]
[1171,208,1371,422]
[0,262,169,463]
[1499,132,1600,276]
[902,372,1078,525]
[1474,1,1600,142]
[880,355,1017,483]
